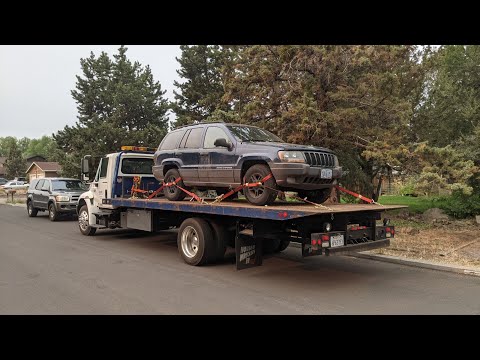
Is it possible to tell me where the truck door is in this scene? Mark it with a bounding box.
[39,179,51,209]
[92,157,109,205]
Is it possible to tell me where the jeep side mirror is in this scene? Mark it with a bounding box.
[214,138,232,150]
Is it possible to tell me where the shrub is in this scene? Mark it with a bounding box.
[439,191,480,218]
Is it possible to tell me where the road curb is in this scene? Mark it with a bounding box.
[289,242,480,277]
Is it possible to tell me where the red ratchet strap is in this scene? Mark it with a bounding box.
[145,177,204,203]
[334,185,381,205]
[213,173,273,203]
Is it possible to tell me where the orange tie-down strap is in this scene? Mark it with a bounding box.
[212,173,273,203]
[334,185,382,205]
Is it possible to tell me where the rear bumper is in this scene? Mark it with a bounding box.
[324,239,390,255]
[270,163,342,190]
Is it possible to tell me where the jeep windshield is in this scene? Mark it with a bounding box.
[51,180,87,191]
[227,125,284,143]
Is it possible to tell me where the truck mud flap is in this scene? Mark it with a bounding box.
[324,239,390,256]
[302,243,322,257]
[235,232,263,270]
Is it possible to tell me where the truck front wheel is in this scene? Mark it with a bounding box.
[177,218,215,266]
[78,204,97,236]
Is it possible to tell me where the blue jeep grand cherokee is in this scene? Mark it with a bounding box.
[153,122,342,206]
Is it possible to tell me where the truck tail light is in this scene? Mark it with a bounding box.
[321,235,329,242]
[312,239,317,245]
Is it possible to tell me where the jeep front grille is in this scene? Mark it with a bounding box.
[304,152,335,167]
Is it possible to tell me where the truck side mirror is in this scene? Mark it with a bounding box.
[81,158,90,174]
[214,138,233,150]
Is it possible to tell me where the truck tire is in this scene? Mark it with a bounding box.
[177,218,215,266]
[243,164,277,206]
[207,220,233,262]
[163,168,187,201]
[262,239,290,254]
[78,204,97,236]
[48,203,58,222]
[298,188,332,204]
[27,200,38,217]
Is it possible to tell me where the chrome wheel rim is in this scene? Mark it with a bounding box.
[248,173,265,198]
[28,203,32,214]
[181,226,199,258]
[79,210,89,231]
[49,206,55,219]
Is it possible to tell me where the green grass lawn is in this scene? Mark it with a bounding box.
[378,195,449,214]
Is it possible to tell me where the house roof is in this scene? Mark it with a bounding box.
[26,161,62,174]
[26,155,47,161]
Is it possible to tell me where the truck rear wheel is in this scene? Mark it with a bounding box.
[177,218,215,266]
[164,168,187,201]
[243,164,277,206]
[78,205,97,236]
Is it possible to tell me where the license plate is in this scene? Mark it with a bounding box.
[330,234,344,247]
[321,169,333,179]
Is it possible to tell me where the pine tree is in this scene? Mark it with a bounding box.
[4,140,26,179]
[53,46,169,177]
[172,45,241,127]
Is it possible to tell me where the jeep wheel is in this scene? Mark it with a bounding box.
[163,168,187,201]
[27,201,38,217]
[78,205,96,236]
[48,203,58,222]
[243,164,277,206]
[298,188,332,204]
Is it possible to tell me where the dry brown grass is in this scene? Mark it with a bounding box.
[373,219,480,270]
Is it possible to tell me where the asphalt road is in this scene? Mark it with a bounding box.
[1,204,479,314]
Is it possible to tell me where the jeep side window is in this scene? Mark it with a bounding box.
[185,128,204,148]
[179,129,191,148]
[203,127,231,148]
[160,130,184,150]
[35,179,45,190]
[41,180,50,191]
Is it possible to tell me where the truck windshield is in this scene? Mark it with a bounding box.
[227,125,284,143]
[51,180,86,191]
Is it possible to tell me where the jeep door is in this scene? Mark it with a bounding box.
[200,126,238,185]
[32,179,45,208]
[175,127,204,184]
[38,179,51,209]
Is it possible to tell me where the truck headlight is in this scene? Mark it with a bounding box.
[55,195,70,202]
[278,151,305,163]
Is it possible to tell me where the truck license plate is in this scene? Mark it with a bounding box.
[321,169,333,179]
[330,234,344,247]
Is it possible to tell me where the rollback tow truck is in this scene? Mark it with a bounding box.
[77,146,404,270]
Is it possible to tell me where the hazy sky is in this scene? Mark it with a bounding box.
[0,45,182,139]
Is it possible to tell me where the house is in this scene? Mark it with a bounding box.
[25,155,47,168]
[0,156,6,177]
[26,162,62,182]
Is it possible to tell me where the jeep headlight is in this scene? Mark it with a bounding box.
[55,195,70,202]
[278,151,305,163]
[334,155,339,167]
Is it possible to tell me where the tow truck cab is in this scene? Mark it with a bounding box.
[77,147,158,229]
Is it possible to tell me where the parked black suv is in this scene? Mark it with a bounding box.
[26,178,87,221]
[153,123,342,206]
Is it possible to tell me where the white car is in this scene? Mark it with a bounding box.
[1,181,29,190]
